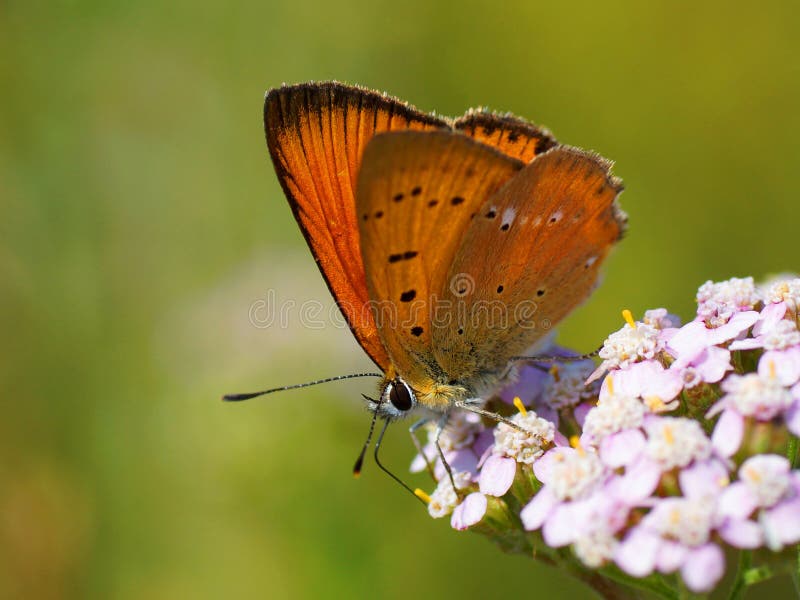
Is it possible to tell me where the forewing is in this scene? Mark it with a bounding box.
[436,146,626,384]
[356,130,522,394]
[264,82,448,369]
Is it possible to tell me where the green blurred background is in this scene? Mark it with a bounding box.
[2,0,799,597]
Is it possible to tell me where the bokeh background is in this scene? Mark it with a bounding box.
[3,0,799,597]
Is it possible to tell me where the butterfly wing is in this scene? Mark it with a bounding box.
[355,130,523,406]
[434,146,626,388]
[454,109,557,164]
[264,82,449,369]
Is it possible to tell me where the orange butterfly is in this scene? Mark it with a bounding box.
[232,82,625,484]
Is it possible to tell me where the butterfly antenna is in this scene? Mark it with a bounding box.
[352,394,380,477]
[373,418,427,505]
[222,372,383,402]
[509,344,603,364]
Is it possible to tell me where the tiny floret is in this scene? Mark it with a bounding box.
[427,471,472,519]
[543,361,596,409]
[761,319,800,350]
[739,455,792,508]
[720,373,793,420]
[643,308,680,330]
[696,277,760,326]
[645,417,711,470]
[598,321,662,370]
[493,411,555,464]
[762,276,800,312]
[583,394,646,441]
[548,449,605,501]
[644,497,714,546]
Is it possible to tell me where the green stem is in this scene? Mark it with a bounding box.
[742,564,773,585]
[788,435,798,468]
[794,547,800,595]
[728,551,751,600]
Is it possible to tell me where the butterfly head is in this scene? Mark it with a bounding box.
[369,377,418,420]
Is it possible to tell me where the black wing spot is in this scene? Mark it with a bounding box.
[451,196,465,206]
[411,326,424,337]
[500,223,510,231]
[537,289,546,297]
[389,251,418,263]
[411,186,422,196]
[375,210,384,219]
[497,285,504,293]
[457,328,464,335]
[482,125,496,136]
[595,185,606,196]
[507,131,520,142]
[393,193,404,202]
[400,290,417,302]
[485,210,496,219]
[428,199,439,207]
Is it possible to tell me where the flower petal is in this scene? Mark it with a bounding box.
[600,429,646,468]
[668,321,710,364]
[574,401,593,427]
[718,518,763,548]
[707,311,759,345]
[520,487,557,531]
[679,459,729,499]
[759,348,800,387]
[711,408,744,457]
[533,447,573,484]
[762,496,800,548]
[542,503,581,547]
[717,482,757,519]
[615,527,660,577]
[450,492,487,530]
[611,458,661,503]
[681,544,725,593]
[479,455,516,497]
[656,540,687,573]
[693,346,732,383]
[753,302,787,336]
[787,399,800,437]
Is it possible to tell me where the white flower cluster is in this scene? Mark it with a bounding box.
[493,411,554,464]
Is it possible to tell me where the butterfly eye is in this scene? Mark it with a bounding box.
[388,379,415,412]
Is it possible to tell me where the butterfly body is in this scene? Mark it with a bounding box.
[264,82,625,422]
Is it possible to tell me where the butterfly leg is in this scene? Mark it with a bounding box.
[455,400,528,433]
[433,413,459,494]
[408,418,436,480]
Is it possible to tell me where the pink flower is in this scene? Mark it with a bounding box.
[588,310,673,383]
[615,493,726,592]
[521,447,627,552]
[451,492,488,531]
[667,312,759,363]
[696,276,761,327]
[607,360,683,412]
[708,373,796,456]
[717,455,800,550]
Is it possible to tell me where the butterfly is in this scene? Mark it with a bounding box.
[232,81,625,485]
